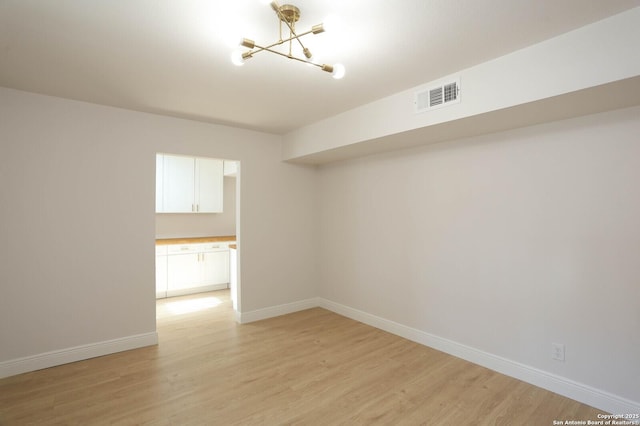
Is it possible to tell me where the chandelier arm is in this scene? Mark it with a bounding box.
[245,29,316,57]
[254,45,323,69]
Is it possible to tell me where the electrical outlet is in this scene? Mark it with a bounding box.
[552,343,565,362]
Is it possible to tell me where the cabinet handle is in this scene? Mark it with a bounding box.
[196,204,200,212]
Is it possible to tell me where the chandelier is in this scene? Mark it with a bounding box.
[231,1,346,79]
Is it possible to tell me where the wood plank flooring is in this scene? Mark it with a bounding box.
[0,290,605,425]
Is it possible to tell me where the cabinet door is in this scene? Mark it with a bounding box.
[163,155,195,213]
[201,251,230,285]
[195,158,223,213]
[156,254,168,298]
[167,253,200,291]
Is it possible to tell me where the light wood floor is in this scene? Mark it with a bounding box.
[1,290,604,425]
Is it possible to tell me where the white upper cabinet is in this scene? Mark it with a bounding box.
[195,157,223,213]
[156,154,223,213]
[162,154,195,213]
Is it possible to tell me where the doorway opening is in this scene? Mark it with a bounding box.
[154,153,240,323]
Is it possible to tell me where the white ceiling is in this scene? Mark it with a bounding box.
[1,0,639,134]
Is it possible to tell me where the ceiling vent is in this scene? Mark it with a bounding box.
[415,77,460,113]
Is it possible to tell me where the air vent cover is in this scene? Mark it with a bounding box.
[415,77,460,113]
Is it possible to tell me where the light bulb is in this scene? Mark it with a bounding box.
[321,14,339,33]
[218,17,246,49]
[332,63,345,79]
[231,50,245,66]
[224,35,243,49]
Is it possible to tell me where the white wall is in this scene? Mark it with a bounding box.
[318,106,640,407]
[155,176,237,238]
[0,88,318,372]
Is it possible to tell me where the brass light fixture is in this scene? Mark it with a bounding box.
[231,1,345,79]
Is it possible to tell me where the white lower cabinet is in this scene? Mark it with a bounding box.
[167,252,201,293]
[202,250,230,286]
[156,245,168,298]
[158,241,233,298]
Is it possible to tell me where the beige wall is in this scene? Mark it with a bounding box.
[0,88,318,367]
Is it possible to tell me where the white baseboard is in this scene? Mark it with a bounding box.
[238,297,321,324]
[0,332,158,379]
[164,283,228,298]
[317,298,640,415]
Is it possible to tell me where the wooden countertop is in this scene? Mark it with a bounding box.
[156,235,236,245]
[229,244,237,250]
